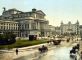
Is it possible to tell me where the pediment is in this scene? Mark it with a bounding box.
[36,10,45,16]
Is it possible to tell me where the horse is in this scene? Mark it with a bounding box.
[70,49,76,54]
[72,44,80,52]
[38,47,43,53]
[70,49,77,60]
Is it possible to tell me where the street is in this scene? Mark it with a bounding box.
[14,42,80,60]
[35,44,77,60]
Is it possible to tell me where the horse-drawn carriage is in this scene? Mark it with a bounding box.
[69,44,80,60]
[70,43,80,59]
[70,43,80,54]
[38,45,48,53]
[47,39,62,45]
[52,40,61,45]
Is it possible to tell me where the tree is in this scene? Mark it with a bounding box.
[0,32,16,45]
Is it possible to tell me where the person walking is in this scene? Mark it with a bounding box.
[16,48,18,55]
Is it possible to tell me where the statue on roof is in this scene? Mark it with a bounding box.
[3,7,6,12]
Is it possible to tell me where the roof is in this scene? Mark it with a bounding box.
[79,25,82,28]
[36,10,46,16]
[3,8,22,13]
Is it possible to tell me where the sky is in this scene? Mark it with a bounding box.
[0,0,82,26]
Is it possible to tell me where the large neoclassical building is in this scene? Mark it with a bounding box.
[0,8,52,37]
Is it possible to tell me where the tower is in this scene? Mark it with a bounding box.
[76,20,79,35]
[60,21,63,35]
[61,21,63,25]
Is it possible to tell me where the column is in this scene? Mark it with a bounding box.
[29,20,32,30]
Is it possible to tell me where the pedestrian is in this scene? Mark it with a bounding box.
[16,48,18,55]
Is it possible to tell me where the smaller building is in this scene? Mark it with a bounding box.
[55,26,61,35]
[60,21,80,35]
[48,25,55,37]
[79,25,82,38]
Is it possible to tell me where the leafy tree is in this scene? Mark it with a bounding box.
[0,32,16,45]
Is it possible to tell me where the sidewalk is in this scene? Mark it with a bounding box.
[0,43,47,53]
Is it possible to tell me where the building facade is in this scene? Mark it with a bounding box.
[60,21,80,35]
[48,25,55,37]
[55,27,61,35]
[0,8,50,37]
[79,25,82,38]
[0,20,18,35]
